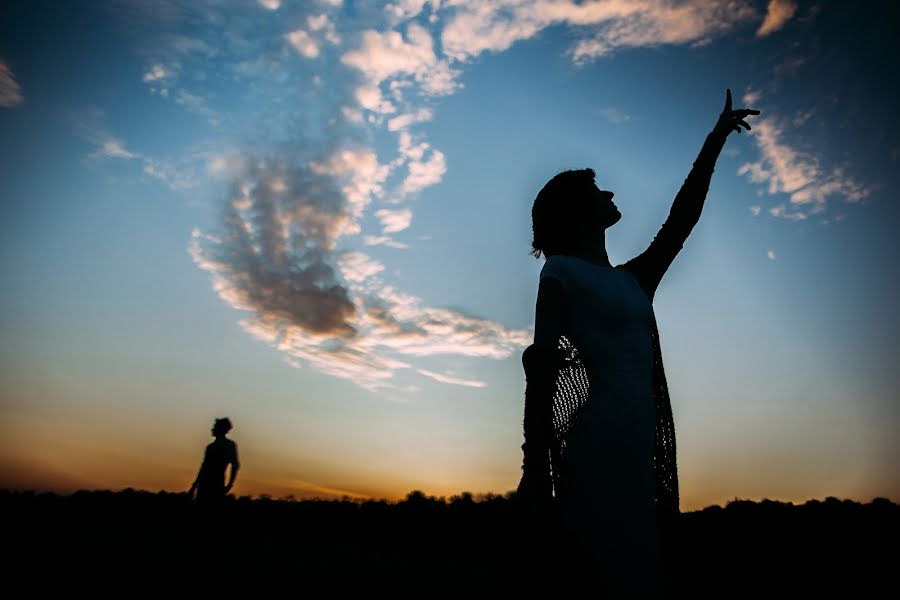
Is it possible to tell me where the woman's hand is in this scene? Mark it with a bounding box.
[713,88,760,137]
[515,465,553,521]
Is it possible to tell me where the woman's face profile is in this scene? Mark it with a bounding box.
[589,183,621,229]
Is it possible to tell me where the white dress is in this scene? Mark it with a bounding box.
[539,253,666,596]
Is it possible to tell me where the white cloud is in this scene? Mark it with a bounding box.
[341,23,461,102]
[0,61,24,108]
[91,136,139,160]
[417,368,487,388]
[756,0,798,37]
[355,84,396,114]
[389,130,448,197]
[742,87,762,106]
[387,107,434,131]
[310,147,391,234]
[257,0,281,10]
[375,208,413,233]
[207,152,246,178]
[307,14,342,45]
[402,147,446,195]
[142,157,201,191]
[767,249,776,260]
[749,205,761,216]
[386,0,430,22]
[337,251,385,283]
[286,29,320,58]
[364,235,410,249]
[140,63,178,100]
[142,64,169,83]
[341,105,364,123]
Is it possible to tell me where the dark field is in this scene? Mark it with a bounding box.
[2,489,896,597]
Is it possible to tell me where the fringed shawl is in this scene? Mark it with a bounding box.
[536,310,680,526]
[520,311,682,580]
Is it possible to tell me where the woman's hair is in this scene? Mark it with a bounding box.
[213,417,233,436]
[530,168,598,259]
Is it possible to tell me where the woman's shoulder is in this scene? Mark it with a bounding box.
[541,254,581,285]
[540,254,572,276]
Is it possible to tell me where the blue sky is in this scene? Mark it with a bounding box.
[1,0,897,509]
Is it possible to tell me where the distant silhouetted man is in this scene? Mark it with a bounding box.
[189,417,240,503]
[188,417,239,562]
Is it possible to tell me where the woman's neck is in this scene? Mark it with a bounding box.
[574,231,613,268]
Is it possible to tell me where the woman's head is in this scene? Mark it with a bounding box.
[211,417,233,437]
[530,168,620,259]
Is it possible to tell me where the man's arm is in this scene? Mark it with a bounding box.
[188,449,206,497]
[622,128,728,302]
[225,443,240,493]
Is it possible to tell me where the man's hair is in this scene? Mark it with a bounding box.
[213,417,233,436]
[530,168,597,259]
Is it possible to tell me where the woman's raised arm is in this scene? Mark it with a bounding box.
[622,89,759,302]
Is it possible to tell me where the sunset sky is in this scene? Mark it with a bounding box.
[1,0,898,511]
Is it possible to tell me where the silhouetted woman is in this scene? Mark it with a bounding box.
[516,89,759,597]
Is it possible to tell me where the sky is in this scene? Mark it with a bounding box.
[0,0,898,511]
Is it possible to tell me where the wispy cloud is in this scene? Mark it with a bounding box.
[337,251,385,284]
[341,23,460,99]
[307,13,341,46]
[141,62,177,99]
[364,235,409,249]
[90,136,139,160]
[387,107,433,131]
[142,156,203,191]
[0,61,24,108]
[286,29,320,58]
[142,64,169,83]
[596,106,631,124]
[437,0,760,65]
[417,368,487,388]
[174,90,221,126]
[737,90,871,222]
[756,0,798,37]
[82,124,206,191]
[792,106,815,127]
[767,249,776,260]
[375,208,413,234]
